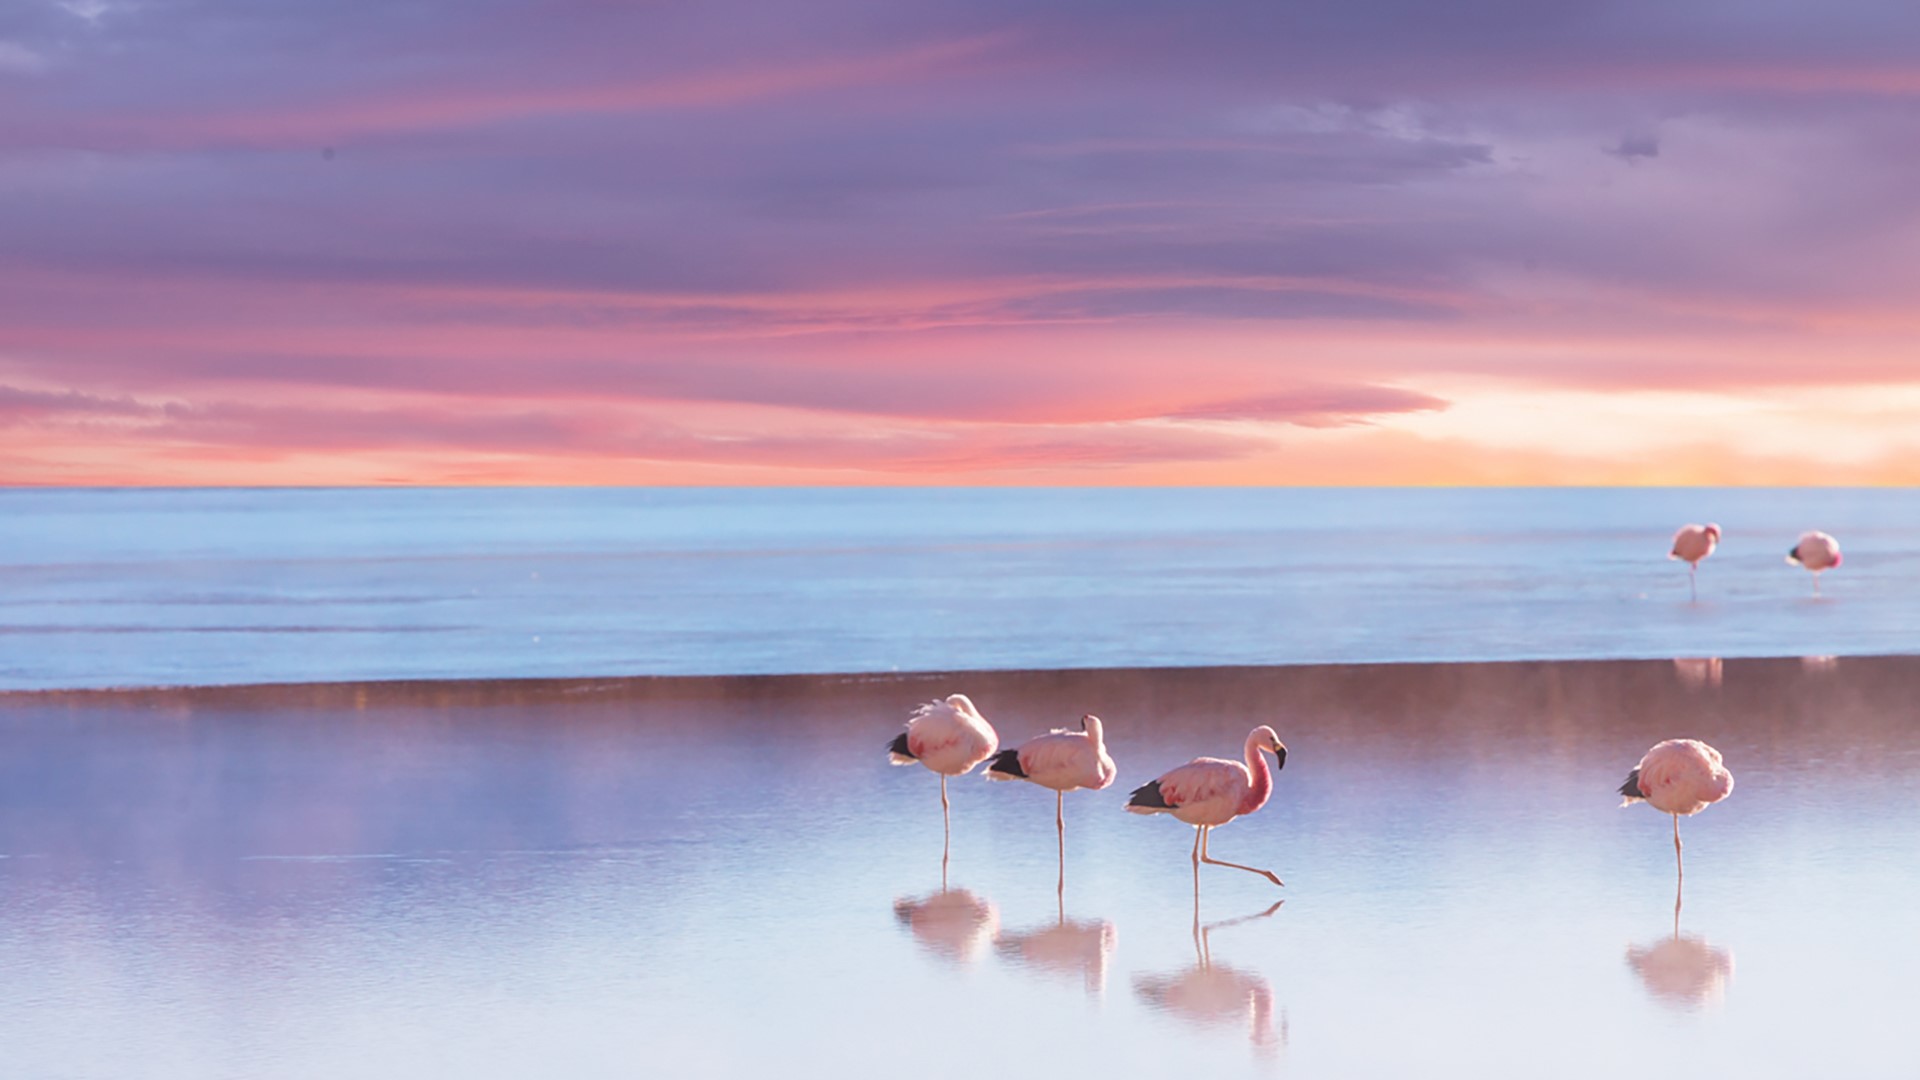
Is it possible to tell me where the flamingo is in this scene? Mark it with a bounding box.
[1127,726,1287,891]
[887,694,999,874]
[1618,738,1734,899]
[1787,530,1842,596]
[984,714,1118,889]
[1669,523,1720,601]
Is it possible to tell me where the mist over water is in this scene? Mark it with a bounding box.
[4,487,1918,691]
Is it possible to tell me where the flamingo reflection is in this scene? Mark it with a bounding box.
[1133,902,1286,1054]
[893,888,1000,965]
[1627,905,1733,1010]
[996,914,1118,996]
[1671,657,1722,690]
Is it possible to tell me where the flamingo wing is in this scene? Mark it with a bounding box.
[1128,757,1250,822]
[1019,731,1095,787]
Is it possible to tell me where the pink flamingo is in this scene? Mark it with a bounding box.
[1669,523,1720,601]
[1127,726,1287,891]
[985,714,1118,886]
[1618,738,1734,896]
[887,694,999,873]
[1787,531,1842,596]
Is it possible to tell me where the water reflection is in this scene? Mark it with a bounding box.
[1133,902,1286,1055]
[892,889,1000,965]
[996,915,1118,996]
[1626,928,1734,1010]
[1801,654,1840,675]
[1672,657,1723,690]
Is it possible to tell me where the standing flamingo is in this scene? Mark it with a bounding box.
[1787,531,1842,596]
[1669,523,1720,601]
[1618,738,1734,902]
[1127,726,1287,891]
[887,694,998,875]
[985,714,1118,890]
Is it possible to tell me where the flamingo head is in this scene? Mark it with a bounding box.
[1703,524,1721,542]
[1080,714,1104,742]
[1250,725,1287,769]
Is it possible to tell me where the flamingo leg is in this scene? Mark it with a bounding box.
[1813,572,1822,598]
[1201,824,1285,888]
[1055,790,1066,902]
[1191,826,1203,907]
[940,775,951,886]
[1672,812,1684,887]
[1688,563,1697,602]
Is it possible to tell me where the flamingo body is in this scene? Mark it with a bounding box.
[1620,738,1733,895]
[1619,738,1733,817]
[1670,523,1720,599]
[1788,531,1842,575]
[1669,523,1720,566]
[888,694,998,776]
[985,715,1116,793]
[1129,726,1288,888]
[986,715,1117,892]
[887,694,999,877]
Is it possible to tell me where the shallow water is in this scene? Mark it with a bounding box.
[5,487,1920,690]
[3,657,1916,1077]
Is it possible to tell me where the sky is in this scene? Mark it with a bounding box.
[3,0,1920,485]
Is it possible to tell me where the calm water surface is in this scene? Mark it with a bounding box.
[2,658,1916,1077]
[4,487,1920,690]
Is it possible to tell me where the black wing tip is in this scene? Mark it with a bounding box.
[1127,779,1170,809]
[1617,768,1643,799]
[887,732,915,760]
[985,748,1026,778]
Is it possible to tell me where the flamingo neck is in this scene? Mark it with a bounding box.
[1237,739,1273,816]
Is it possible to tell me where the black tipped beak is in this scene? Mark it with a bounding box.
[1787,546,1802,562]
[1272,744,1287,770]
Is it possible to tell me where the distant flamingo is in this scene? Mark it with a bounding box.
[1128,726,1287,891]
[1787,531,1842,596]
[1618,738,1734,896]
[1669,523,1720,601]
[888,694,999,874]
[985,714,1118,888]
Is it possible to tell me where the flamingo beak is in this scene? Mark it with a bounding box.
[1271,742,1287,769]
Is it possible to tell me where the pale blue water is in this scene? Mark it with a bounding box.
[2,487,1918,691]
[2,660,1917,1078]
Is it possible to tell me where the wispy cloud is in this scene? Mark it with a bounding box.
[5,0,1920,482]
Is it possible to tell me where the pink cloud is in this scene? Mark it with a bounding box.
[1157,386,1450,426]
